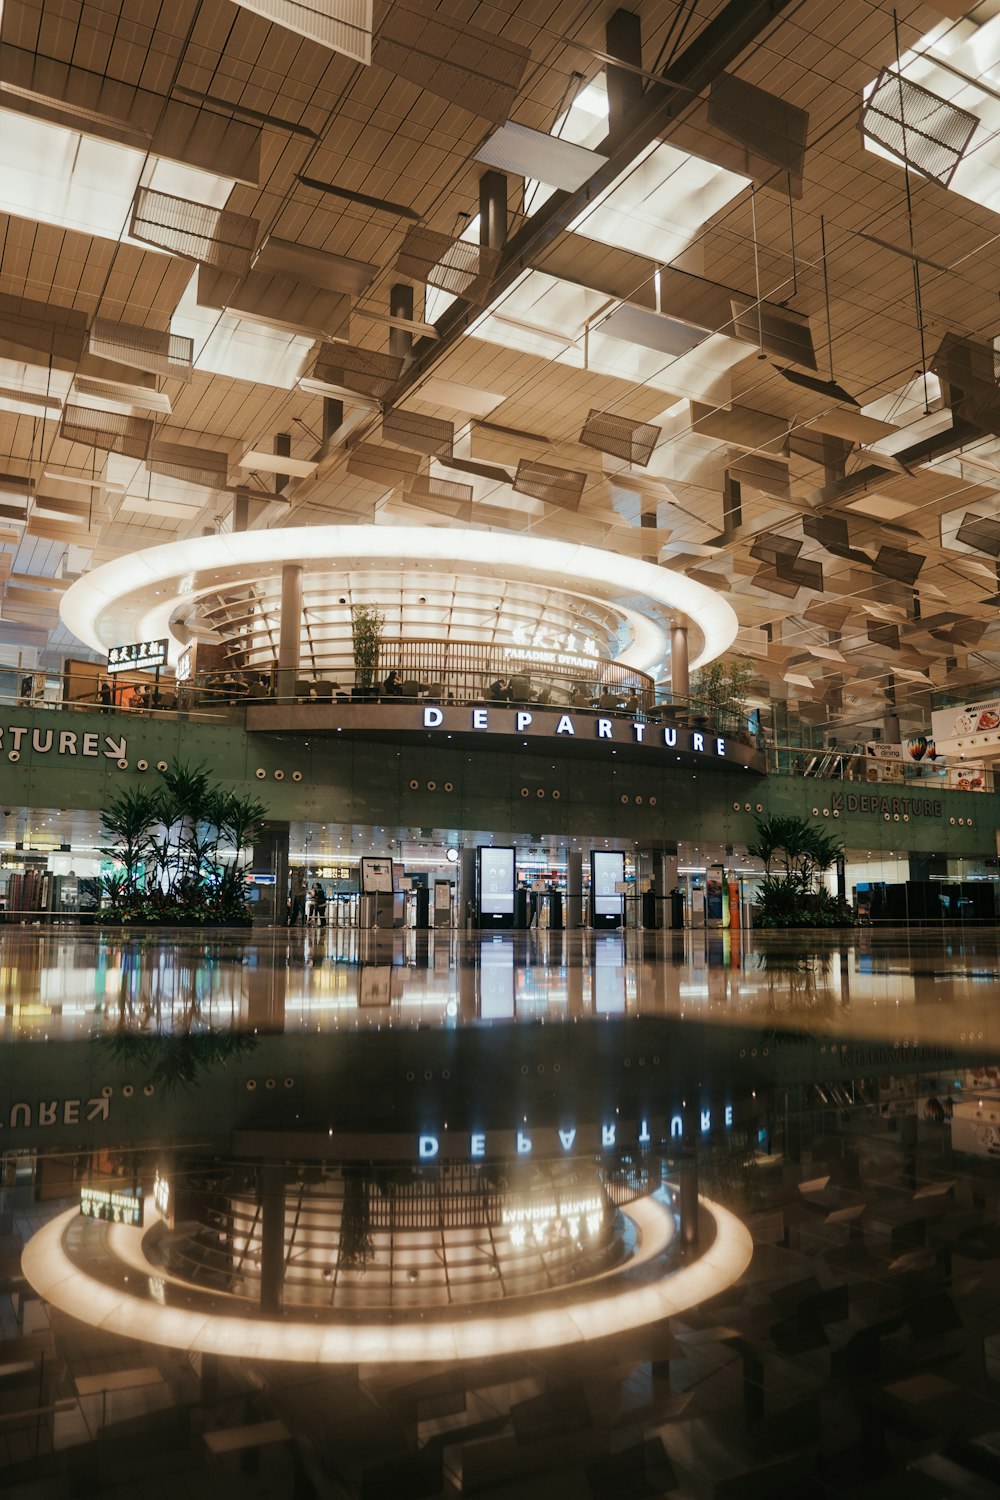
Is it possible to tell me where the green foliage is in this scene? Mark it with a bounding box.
[339,1170,376,1270]
[351,603,385,691]
[100,761,268,925]
[690,655,755,733]
[748,813,853,929]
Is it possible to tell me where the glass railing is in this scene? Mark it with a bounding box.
[766,743,994,794]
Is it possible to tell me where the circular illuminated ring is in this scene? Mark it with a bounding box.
[59,526,738,675]
[23,1194,750,1366]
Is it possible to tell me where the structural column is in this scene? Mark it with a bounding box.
[273,431,291,495]
[678,1142,699,1248]
[670,622,689,702]
[251,820,289,927]
[276,564,303,702]
[479,169,507,251]
[565,848,583,929]
[459,848,476,928]
[389,283,414,361]
[259,1163,285,1316]
[605,9,643,130]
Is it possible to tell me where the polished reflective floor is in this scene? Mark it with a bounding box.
[4,926,1000,1497]
[2,925,1000,1048]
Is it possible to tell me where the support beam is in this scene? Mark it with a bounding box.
[322,398,344,444]
[259,1164,284,1316]
[606,10,644,128]
[273,431,290,495]
[479,169,508,252]
[389,283,414,362]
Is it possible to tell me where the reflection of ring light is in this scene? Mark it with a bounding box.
[23,1193,751,1365]
[59,526,737,674]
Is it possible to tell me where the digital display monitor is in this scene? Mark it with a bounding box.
[591,851,625,918]
[479,846,515,917]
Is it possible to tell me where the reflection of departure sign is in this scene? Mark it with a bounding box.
[80,1185,144,1227]
[479,846,514,918]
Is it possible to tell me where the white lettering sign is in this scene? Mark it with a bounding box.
[0,724,126,761]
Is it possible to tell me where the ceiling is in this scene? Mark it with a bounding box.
[2,0,1000,738]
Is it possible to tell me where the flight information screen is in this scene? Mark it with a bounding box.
[479,846,515,916]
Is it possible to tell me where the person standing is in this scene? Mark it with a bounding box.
[313,882,327,928]
[288,871,307,927]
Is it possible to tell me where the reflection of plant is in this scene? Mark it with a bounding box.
[697,1130,761,1212]
[95,1027,259,1091]
[748,814,853,928]
[339,1170,376,1270]
[351,604,385,692]
[100,761,267,925]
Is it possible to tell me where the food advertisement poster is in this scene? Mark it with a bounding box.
[931,698,1000,743]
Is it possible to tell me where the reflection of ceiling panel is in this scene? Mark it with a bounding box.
[129,188,259,277]
[956,512,1000,557]
[89,319,193,382]
[709,72,809,179]
[374,0,530,123]
[232,0,373,63]
[862,67,977,189]
[395,228,501,304]
[383,409,455,460]
[730,296,817,369]
[580,410,660,467]
[513,460,587,510]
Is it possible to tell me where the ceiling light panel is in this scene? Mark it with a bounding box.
[476,121,608,191]
[471,271,745,401]
[231,0,373,62]
[566,139,749,262]
[238,450,317,477]
[0,108,237,247]
[170,274,314,388]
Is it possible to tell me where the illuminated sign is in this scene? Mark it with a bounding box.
[418,1108,734,1161]
[422,706,727,760]
[502,1193,605,1247]
[832,791,943,819]
[361,856,394,893]
[175,648,193,683]
[106,639,169,675]
[153,1170,173,1230]
[80,1185,143,1227]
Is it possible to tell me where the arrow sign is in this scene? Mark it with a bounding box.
[103,736,127,759]
[86,1097,110,1122]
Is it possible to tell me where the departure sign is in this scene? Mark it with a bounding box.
[106,639,169,675]
[79,1185,144,1227]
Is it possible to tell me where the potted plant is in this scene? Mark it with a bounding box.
[351,603,385,698]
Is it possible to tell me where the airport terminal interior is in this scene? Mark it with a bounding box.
[9,0,1000,1494]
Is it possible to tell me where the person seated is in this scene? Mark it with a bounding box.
[570,683,591,709]
[598,688,619,710]
[622,691,639,714]
[488,676,513,701]
[383,668,404,697]
[509,675,531,703]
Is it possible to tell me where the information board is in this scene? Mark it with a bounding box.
[591,851,625,918]
[361,856,395,893]
[479,846,515,917]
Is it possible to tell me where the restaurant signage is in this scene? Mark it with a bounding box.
[80,1185,143,1227]
[106,639,168,675]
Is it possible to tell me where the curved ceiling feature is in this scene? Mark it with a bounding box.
[59,525,740,674]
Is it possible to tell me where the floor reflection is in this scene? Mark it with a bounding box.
[0,928,998,1054]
